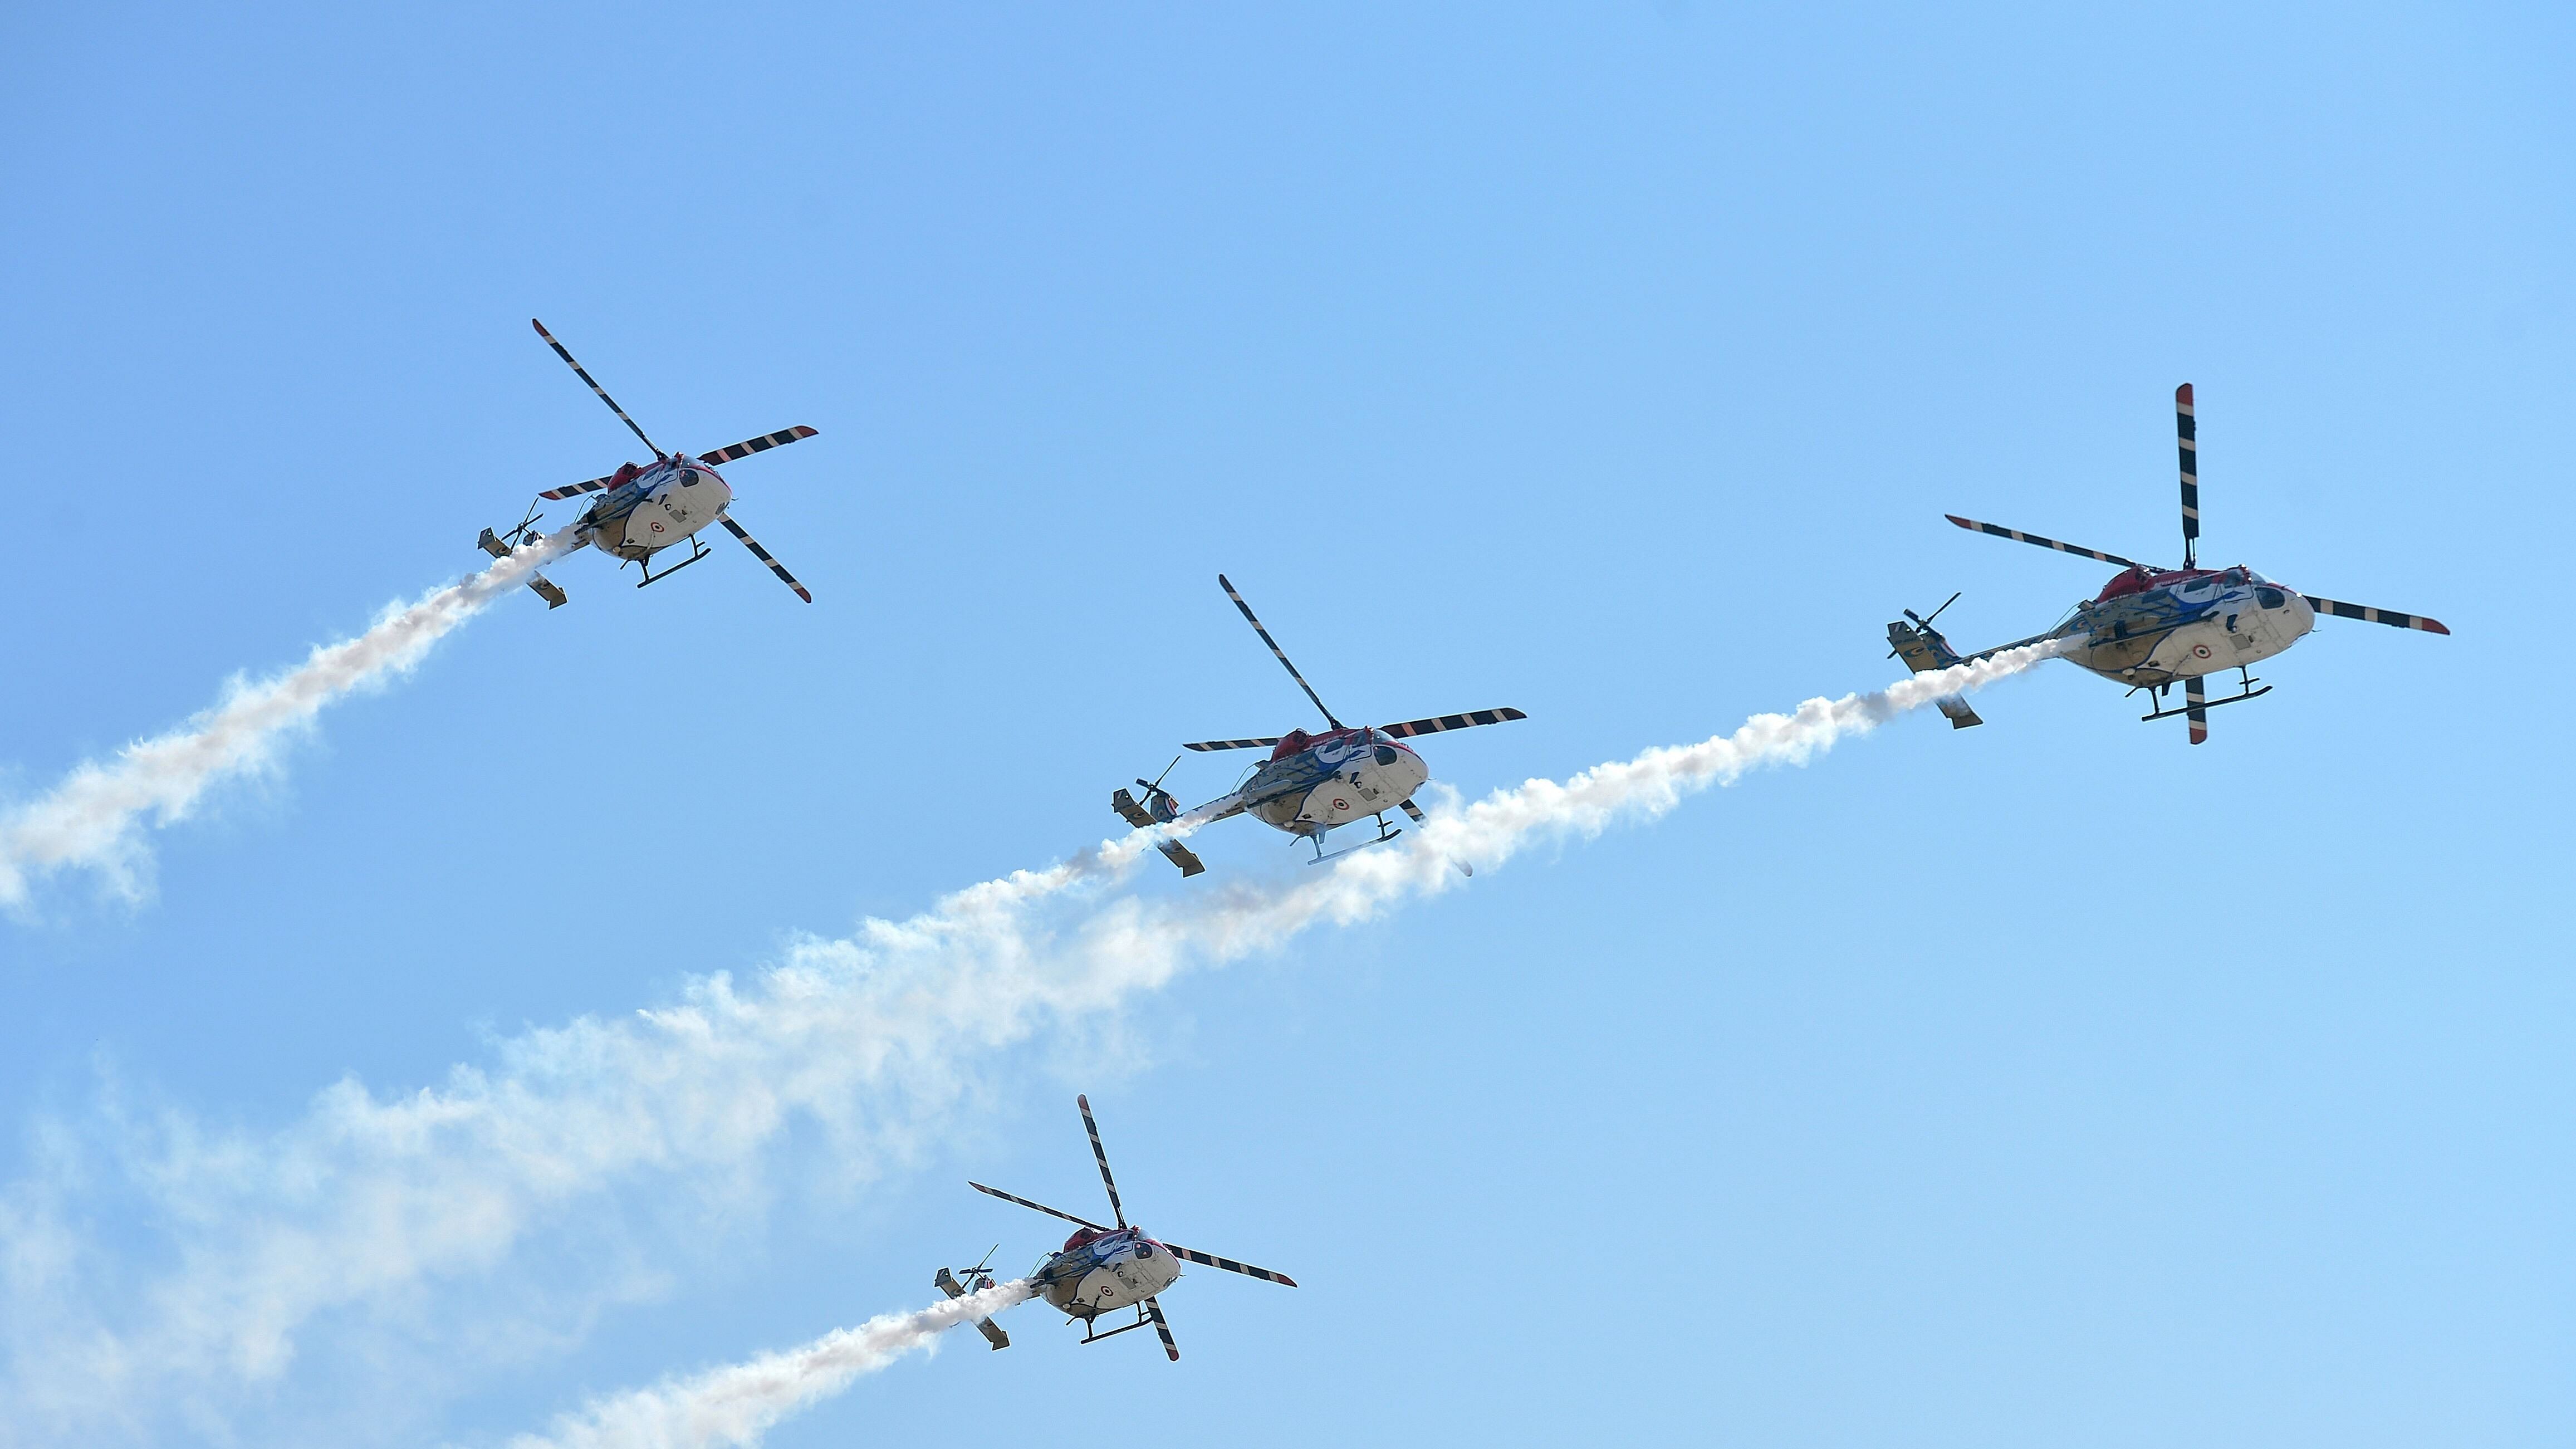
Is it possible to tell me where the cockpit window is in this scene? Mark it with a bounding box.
[1374,746,1400,766]
[2255,586,2287,610]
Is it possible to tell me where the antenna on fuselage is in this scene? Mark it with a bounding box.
[1217,575,1341,729]
[532,318,667,460]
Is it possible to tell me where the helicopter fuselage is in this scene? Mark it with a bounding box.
[2051,564,2315,687]
[1034,1226,1184,1319]
[1235,727,1430,837]
[575,454,734,562]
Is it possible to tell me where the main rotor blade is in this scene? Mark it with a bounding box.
[1217,574,1340,728]
[1181,737,1283,753]
[1946,515,2152,570]
[1144,1296,1179,1362]
[696,426,819,466]
[2300,595,2451,634]
[531,319,660,458]
[1375,708,1527,740]
[2185,675,2210,746]
[1075,1095,1127,1228]
[719,516,813,603]
[1159,1243,1298,1287]
[538,473,617,501]
[2175,383,2201,569]
[968,1182,1106,1232]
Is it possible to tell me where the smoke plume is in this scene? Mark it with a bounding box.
[0,643,2055,1441]
[508,1279,1035,1449]
[0,532,575,907]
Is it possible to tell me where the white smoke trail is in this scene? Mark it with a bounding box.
[0,644,2055,1441]
[508,1279,1035,1449]
[0,532,575,907]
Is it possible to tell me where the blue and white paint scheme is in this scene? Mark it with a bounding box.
[1887,384,2448,745]
[967,1095,1298,1361]
[1111,575,1525,874]
[476,319,818,606]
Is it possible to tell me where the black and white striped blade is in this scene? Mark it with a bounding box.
[1182,737,1283,753]
[1145,1297,1179,1362]
[1945,515,2151,571]
[1160,1244,1299,1288]
[719,516,812,603]
[539,474,618,501]
[1377,708,1527,740]
[697,425,819,465]
[1075,1095,1128,1228]
[1216,574,1341,728]
[2300,595,2452,634]
[2185,675,2210,746]
[968,1182,1106,1232]
[2176,383,2200,568]
[531,318,660,457]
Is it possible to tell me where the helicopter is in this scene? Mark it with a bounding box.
[474,319,819,606]
[933,1245,1013,1351]
[1111,575,1527,875]
[967,1094,1297,1362]
[1887,384,2450,744]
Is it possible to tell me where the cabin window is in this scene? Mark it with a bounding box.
[2255,587,2287,610]
[1375,746,1400,766]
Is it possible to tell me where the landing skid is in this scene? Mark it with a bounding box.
[630,533,712,588]
[2138,677,2271,721]
[1307,813,1402,865]
[1078,1304,1157,1345]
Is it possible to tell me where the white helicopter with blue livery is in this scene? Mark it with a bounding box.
[966,1095,1298,1362]
[1113,575,1527,875]
[1888,384,2450,743]
[477,319,819,606]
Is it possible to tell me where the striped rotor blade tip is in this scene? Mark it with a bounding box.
[1163,1244,1298,1286]
[1944,515,2148,570]
[968,1182,1104,1231]
[2299,595,2452,635]
[2176,383,2200,560]
[1077,1096,1126,1227]
[2185,675,2210,746]
[1378,708,1527,739]
[530,319,659,456]
[1216,575,1340,728]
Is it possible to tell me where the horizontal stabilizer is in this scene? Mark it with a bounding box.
[479,528,569,608]
[1111,789,1157,829]
[1157,840,1206,877]
[933,1267,1011,1350]
[1936,696,1982,729]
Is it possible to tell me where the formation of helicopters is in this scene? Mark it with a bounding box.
[462,346,2457,1362]
[476,319,819,606]
[943,1094,1299,1362]
[1888,384,2450,743]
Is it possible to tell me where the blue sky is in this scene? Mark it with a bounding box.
[2,2,2569,1444]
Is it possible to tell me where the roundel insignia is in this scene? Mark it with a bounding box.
[650,521,666,533]
[1332,797,1349,811]
[2192,643,2211,659]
